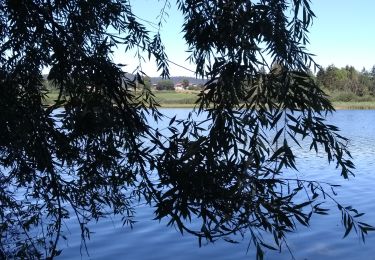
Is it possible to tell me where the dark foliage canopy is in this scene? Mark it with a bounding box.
[0,0,373,259]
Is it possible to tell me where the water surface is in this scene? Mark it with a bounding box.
[57,109,375,260]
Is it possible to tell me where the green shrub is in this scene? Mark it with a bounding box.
[156,80,175,90]
[329,91,375,102]
[330,91,358,102]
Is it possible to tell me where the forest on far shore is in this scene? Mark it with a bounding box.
[146,64,375,103]
[316,65,375,102]
[43,64,375,106]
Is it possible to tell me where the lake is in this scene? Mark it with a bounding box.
[57,109,375,260]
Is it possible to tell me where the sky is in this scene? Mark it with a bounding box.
[114,0,375,77]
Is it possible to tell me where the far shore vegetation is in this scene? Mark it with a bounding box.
[44,64,375,109]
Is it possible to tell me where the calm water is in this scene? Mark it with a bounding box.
[57,109,375,260]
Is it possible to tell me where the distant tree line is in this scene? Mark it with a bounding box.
[316,65,375,101]
[46,65,375,100]
[156,80,175,90]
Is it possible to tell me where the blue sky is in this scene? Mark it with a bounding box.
[116,0,375,76]
[309,0,375,72]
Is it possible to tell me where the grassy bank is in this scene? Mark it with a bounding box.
[332,102,375,110]
[44,90,201,107]
[153,91,199,105]
[45,90,375,109]
[154,92,375,109]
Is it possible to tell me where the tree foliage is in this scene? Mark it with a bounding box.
[317,65,375,97]
[139,75,152,90]
[0,0,373,259]
[156,79,175,90]
[182,78,190,88]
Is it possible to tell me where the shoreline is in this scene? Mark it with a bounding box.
[43,102,375,110]
[158,102,375,110]
[44,93,375,110]
[46,89,375,110]
[332,102,375,110]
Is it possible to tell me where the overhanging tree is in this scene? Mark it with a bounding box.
[0,0,373,259]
